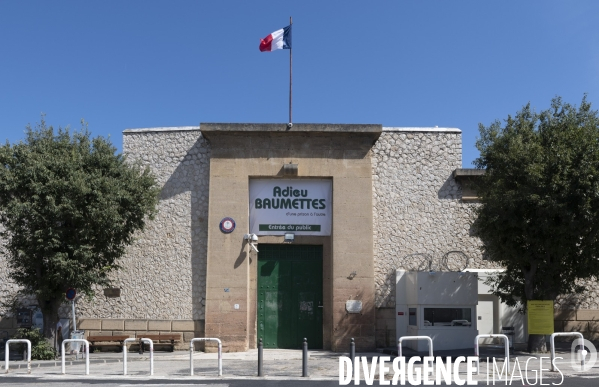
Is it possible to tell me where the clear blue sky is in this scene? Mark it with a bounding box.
[1,1,598,167]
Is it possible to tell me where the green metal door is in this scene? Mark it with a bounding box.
[258,244,323,349]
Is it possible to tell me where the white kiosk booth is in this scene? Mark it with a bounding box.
[396,270,479,351]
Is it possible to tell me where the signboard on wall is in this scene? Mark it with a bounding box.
[249,179,332,236]
[527,300,554,335]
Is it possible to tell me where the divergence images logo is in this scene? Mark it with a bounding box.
[571,338,597,372]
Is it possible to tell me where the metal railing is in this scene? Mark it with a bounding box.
[397,336,434,358]
[474,334,510,375]
[61,339,90,375]
[4,339,31,374]
[397,336,434,376]
[189,338,222,376]
[123,338,153,375]
[550,332,584,371]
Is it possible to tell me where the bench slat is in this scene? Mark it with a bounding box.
[87,335,131,342]
[138,334,181,341]
[86,343,121,346]
[137,334,181,353]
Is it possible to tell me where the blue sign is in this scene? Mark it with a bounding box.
[65,288,77,301]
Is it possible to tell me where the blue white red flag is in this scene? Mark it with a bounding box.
[259,25,292,52]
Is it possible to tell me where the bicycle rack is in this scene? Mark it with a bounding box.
[397,335,434,358]
[123,337,153,375]
[189,337,222,376]
[550,332,584,371]
[4,339,31,374]
[397,336,434,375]
[474,334,510,375]
[61,339,90,375]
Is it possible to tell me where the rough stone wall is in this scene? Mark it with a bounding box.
[72,128,210,321]
[555,309,599,340]
[372,129,501,310]
[555,278,599,310]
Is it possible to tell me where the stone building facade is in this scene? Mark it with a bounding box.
[2,124,599,348]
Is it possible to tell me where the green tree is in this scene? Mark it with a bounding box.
[474,96,599,352]
[0,118,159,341]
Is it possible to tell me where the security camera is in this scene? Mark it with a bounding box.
[244,234,259,252]
[244,233,258,242]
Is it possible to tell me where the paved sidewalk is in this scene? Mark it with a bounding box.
[4,349,341,378]
[2,346,598,382]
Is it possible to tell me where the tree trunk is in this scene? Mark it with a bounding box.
[528,334,547,353]
[523,263,549,353]
[39,297,62,344]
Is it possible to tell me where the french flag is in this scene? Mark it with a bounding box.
[259,25,292,52]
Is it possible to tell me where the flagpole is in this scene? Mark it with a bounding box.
[289,16,293,127]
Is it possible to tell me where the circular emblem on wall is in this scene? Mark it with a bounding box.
[219,217,236,233]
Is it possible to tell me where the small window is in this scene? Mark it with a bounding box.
[423,308,472,327]
[408,308,417,326]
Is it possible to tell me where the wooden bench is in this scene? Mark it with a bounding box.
[87,335,131,352]
[137,334,181,353]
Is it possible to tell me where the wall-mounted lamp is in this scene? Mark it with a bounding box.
[284,233,295,243]
[283,163,298,176]
[347,271,357,280]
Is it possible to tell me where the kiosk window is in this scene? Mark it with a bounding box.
[408,308,417,326]
[423,308,472,327]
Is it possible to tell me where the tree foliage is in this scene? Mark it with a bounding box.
[0,118,159,339]
[474,97,599,350]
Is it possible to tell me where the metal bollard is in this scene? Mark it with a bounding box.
[190,338,222,377]
[350,338,355,367]
[302,337,308,377]
[61,339,90,375]
[123,337,153,376]
[5,339,32,374]
[258,338,263,377]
